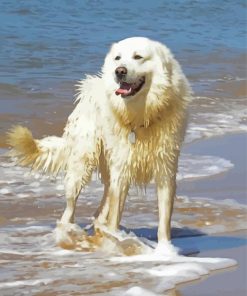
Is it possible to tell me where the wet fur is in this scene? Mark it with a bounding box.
[7,37,192,250]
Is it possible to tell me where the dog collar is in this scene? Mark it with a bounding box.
[128,130,136,144]
[127,124,145,145]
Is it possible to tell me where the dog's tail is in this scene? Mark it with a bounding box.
[6,125,67,175]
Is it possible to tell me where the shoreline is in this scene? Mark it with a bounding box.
[177,132,247,295]
[179,132,247,204]
[178,230,247,296]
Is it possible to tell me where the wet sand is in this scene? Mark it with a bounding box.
[178,230,247,296]
[177,133,247,296]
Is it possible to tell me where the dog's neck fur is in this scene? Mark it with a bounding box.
[109,85,186,133]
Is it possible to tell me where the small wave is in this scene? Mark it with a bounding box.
[0,152,234,201]
[178,154,233,181]
[124,286,159,296]
[0,83,26,96]
[186,96,247,143]
[0,278,54,289]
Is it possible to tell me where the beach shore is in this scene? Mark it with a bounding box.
[0,1,246,294]
[178,230,247,296]
[176,133,247,296]
[180,133,247,204]
[0,131,246,295]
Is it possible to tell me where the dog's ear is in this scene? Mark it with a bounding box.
[153,41,173,79]
[153,41,191,97]
[102,42,117,73]
[108,42,117,54]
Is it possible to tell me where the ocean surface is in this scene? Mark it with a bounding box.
[0,1,246,295]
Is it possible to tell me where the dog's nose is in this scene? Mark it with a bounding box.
[115,66,127,79]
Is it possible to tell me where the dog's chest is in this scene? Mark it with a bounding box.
[109,136,169,184]
[102,121,179,184]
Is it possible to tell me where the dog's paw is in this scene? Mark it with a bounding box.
[54,222,87,250]
[54,221,105,252]
[154,240,179,257]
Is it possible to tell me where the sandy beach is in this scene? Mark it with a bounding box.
[177,133,247,295]
[178,230,247,296]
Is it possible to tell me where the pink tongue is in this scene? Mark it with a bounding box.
[115,82,132,95]
[115,88,130,95]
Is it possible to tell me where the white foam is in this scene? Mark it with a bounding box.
[131,263,209,292]
[110,251,236,266]
[0,152,234,205]
[0,217,240,295]
[56,184,64,190]
[0,278,54,288]
[136,262,208,277]
[29,181,40,187]
[2,225,52,233]
[110,251,236,294]
[0,249,36,255]
[50,249,76,256]
[186,96,247,143]
[0,188,11,194]
[154,240,179,257]
[124,286,159,296]
[178,154,233,180]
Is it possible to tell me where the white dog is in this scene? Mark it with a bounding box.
[7,37,191,251]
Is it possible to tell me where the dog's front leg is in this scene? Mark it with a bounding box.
[156,177,176,242]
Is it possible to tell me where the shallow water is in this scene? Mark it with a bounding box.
[0,1,247,295]
[0,149,246,295]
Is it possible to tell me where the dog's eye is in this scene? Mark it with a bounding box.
[134,54,143,60]
[115,56,121,61]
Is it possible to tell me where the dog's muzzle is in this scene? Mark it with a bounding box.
[115,66,128,80]
[115,67,145,98]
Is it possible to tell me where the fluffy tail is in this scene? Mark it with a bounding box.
[6,125,67,175]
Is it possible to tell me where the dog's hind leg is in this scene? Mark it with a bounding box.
[55,163,95,249]
[94,183,110,226]
[61,160,94,224]
[55,170,84,249]
[94,181,129,231]
[107,180,129,232]
[60,174,82,224]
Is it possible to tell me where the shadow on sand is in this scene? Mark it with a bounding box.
[121,226,247,255]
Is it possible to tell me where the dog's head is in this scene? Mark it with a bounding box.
[101,37,190,126]
[102,37,177,102]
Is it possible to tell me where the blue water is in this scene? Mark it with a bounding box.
[0,0,246,88]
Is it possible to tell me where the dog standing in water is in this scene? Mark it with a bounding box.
[7,37,191,253]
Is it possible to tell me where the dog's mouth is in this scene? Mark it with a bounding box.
[115,77,145,97]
